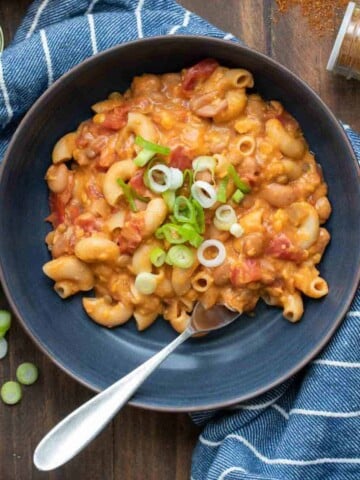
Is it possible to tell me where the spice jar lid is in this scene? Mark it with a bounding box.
[327,1,356,73]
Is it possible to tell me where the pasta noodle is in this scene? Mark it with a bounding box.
[43,60,331,331]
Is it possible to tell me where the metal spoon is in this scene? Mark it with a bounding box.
[33,303,239,471]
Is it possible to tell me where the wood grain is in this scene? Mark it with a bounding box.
[179,0,360,130]
[270,3,360,129]
[0,0,358,479]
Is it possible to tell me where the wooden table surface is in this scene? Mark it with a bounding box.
[0,1,359,479]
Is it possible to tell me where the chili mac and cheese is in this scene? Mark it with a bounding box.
[43,59,331,332]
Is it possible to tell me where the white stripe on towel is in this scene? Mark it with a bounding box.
[169,10,191,34]
[135,0,145,38]
[223,33,234,40]
[0,55,13,125]
[218,466,247,480]
[200,434,360,466]
[40,29,53,87]
[87,14,98,54]
[199,435,222,447]
[183,10,191,27]
[271,404,289,420]
[86,0,99,14]
[313,359,360,368]
[290,408,360,418]
[26,0,50,39]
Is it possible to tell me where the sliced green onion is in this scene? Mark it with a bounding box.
[197,239,226,268]
[148,166,182,192]
[217,176,229,203]
[0,27,3,53]
[192,156,216,175]
[134,148,155,167]
[143,157,158,189]
[183,169,194,188]
[166,245,195,269]
[132,189,150,204]
[228,165,251,193]
[191,181,217,208]
[169,168,184,190]
[215,205,237,224]
[116,179,149,207]
[1,381,22,405]
[230,223,244,238]
[0,338,8,359]
[117,178,137,212]
[214,205,237,231]
[192,199,205,234]
[135,136,170,155]
[156,223,203,247]
[180,223,203,248]
[232,189,245,204]
[148,164,171,193]
[0,310,11,338]
[174,196,195,224]
[156,223,188,244]
[135,272,158,295]
[16,363,39,385]
[150,247,166,267]
[162,190,176,211]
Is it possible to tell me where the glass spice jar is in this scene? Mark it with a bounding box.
[327,1,360,80]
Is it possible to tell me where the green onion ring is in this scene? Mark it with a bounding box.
[150,247,166,267]
[166,245,195,269]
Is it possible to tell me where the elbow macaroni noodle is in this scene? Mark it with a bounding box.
[43,60,331,332]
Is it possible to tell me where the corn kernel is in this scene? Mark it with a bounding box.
[272,209,288,232]
[93,113,106,124]
[258,140,274,156]
[155,111,174,130]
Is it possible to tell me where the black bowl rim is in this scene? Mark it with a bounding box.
[0,35,359,412]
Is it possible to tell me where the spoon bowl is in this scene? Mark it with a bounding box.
[191,303,240,333]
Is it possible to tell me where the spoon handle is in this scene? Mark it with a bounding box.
[33,326,194,471]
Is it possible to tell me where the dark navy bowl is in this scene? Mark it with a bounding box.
[0,36,359,411]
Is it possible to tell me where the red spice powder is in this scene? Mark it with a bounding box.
[276,0,350,35]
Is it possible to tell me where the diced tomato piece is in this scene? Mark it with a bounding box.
[74,215,100,233]
[57,174,74,206]
[47,193,66,227]
[230,259,262,286]
[117,214,145,254]
[266,233,306,263]
[67,204,81,223]
[169,146,193,170]
[101,105,130,131]
[95,163,109,173]
[46,176,75,227]
[128,169,148,195]
[182,58,219,91]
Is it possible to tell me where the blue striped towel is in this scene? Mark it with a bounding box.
[0,2,359,479]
